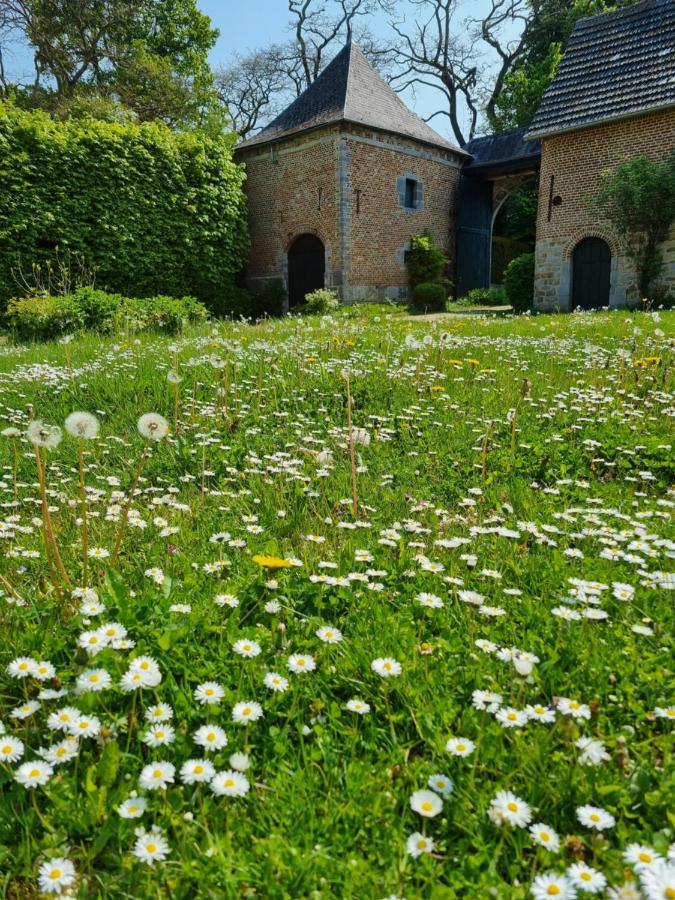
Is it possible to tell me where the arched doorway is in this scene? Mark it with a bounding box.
[288,234,325,308]
[491,179,538,285]
[572,237,611,310]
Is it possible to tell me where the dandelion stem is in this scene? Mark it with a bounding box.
[78,442,89,587]
[345,372,358,518]
[34,446,71,588]
[111,451,148,565]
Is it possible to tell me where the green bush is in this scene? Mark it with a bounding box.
[461,287,507,306]
[411,282,447,313]
[503,253,535,313]
[5,290,207,341]
[406,232,449,288]
[0,101,248,312]
[250,280,286,319]
[301,288,340,315]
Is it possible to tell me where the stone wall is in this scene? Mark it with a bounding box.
[533,108,675,311]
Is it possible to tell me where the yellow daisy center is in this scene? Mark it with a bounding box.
[49,869,62,879]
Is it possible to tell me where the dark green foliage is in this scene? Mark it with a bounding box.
[595,153,675,298]
[405,233,449,289]
[503,253,535,312]
[461,287,507,306]
[411,282,447,313]
[5,289,208,341]
[250,280,287,319]
[0,102,248,312]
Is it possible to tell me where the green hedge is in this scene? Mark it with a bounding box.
[411,281,447,312]
[5,288,208,341]
[0,102,249,312]
[503,252,535,313]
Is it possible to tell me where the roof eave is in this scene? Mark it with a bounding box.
[525,99,675,141]
[235,117,470,158]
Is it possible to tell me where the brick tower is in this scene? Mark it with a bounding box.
[234,42,468,308]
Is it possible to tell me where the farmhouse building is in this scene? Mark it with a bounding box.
[235,0,675,312]
[526,0,675,310]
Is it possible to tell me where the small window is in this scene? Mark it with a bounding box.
[404,178,417,209]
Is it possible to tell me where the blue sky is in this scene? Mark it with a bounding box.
[3,0,517,141]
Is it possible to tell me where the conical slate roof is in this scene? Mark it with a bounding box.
[237,42,466,154]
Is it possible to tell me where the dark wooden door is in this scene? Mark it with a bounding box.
[572,238,611,310]
[288,234,325,308]
[455,176,493,298]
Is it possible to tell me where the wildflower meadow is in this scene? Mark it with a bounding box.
[0,308,673,899]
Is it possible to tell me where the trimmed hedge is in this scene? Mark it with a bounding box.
[5,288,208,341]
[0,102,248,312]
[412,281,447,312]
[503,252,535,313]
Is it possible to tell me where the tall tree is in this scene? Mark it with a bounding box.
[216,0,388,138]
[383,0,536,145]
[491,0,641,132]
[0,0,220,127]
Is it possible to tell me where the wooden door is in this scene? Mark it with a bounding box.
[288,234,325,308]
[572,237,611,310]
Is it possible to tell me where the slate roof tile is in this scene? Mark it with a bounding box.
[237,42,467,155]
[527,0,675,139]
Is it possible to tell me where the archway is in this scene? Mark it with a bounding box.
[287,234,325,308]
[491,178,538,285]
[572,237,611,310]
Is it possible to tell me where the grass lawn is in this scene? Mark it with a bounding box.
[0,308,673,899]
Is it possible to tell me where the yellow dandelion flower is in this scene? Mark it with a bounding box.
[252,554,294,569]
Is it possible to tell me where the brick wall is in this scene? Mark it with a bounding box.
[236,124,464,305]
[236,127,342,295]
[533,108,675,310]
[342,125,462,302]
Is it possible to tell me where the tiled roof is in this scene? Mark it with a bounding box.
[527,0,675,139]
[464,128,541,171]
[237,42,467,155]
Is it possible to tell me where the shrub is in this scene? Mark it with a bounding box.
[461,287,507,306]
[0,101,248,312]
[250,280,286,319]
[301,288,340,315]
[411,282,447,312]
[595,152,675,298]
[503,253,535,313]
[4,293,85,340]
[406,232,449,288]
[5,290,207,341]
